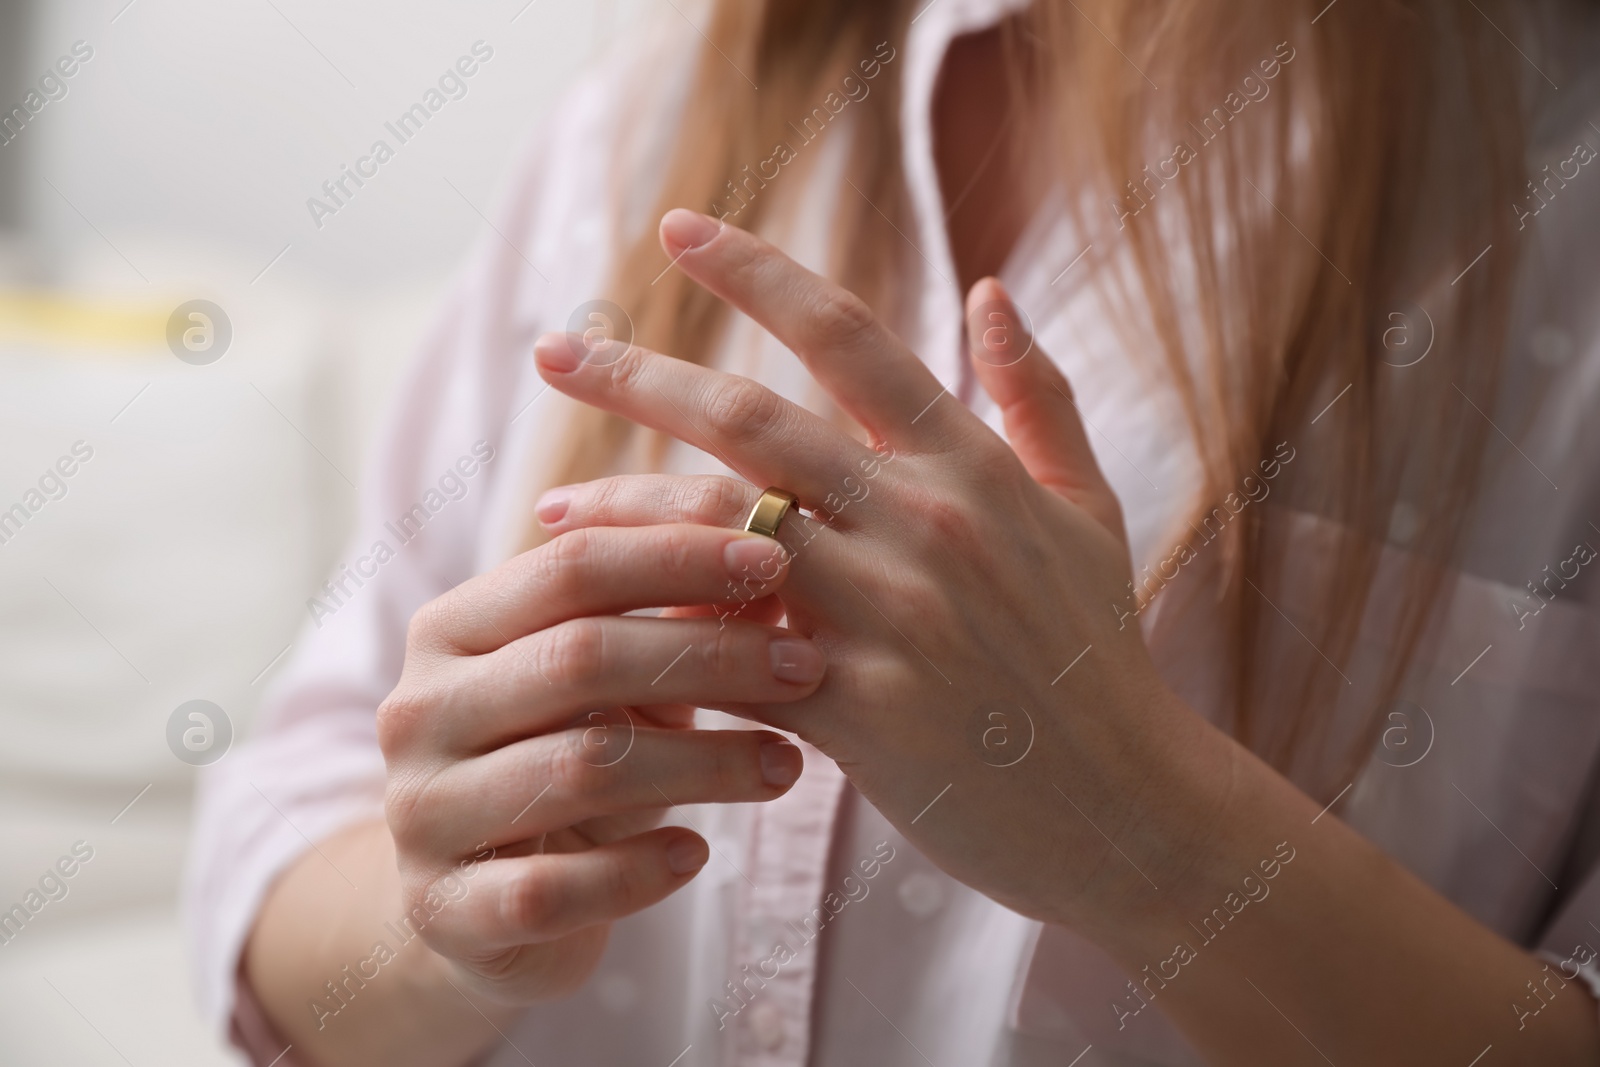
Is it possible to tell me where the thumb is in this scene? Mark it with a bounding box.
[965,277,1125,540]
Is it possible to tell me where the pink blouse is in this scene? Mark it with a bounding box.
[185,0,1600,1063]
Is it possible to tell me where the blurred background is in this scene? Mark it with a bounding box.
[0,1,643,1061]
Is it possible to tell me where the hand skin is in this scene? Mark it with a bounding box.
[524,208,1600,1064]
[245,522,822,1067]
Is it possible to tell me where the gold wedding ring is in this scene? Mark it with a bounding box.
[744,487,798,539]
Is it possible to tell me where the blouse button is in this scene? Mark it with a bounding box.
[897,871,946,918]
[1530,325,1574,367]
[747,1000,786,1051]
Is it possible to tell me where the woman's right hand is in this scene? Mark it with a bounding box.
[376,520,825,1006]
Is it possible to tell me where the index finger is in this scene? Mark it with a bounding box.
[658,209,977,449]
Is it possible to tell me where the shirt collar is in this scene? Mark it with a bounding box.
[898,0,1034,389]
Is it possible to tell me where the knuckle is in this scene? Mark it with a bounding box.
[375,685,430,759]
[547,726,610,795]
[697,624,747,681]
[502,871,562,934]
[705,379,781,445]
[546,526,599,575]
[811,290,877,350]
[541,618,607,690]
[682,476,749,526]
[605,343,650,395]
[594,850,645,911]
[722,231,767,287]
[580,477,620,520]
[383,769,429,847]
[916,494,981,553]
[528,528,599,601]
[408,586,497,657]
[647,524,698,580]
[405,597,450,654]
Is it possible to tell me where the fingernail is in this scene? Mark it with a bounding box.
[534,333,581,373]
[535,488,572,525]
[666,834,709,875]
[661,209,721,253]
[769,638,824,685]
[725,535,783,578]
[759,739,803,788]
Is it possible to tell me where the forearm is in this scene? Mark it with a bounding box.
[244,821,516,1067]
[1088,695,1600,1065]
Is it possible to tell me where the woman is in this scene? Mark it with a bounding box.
[186,0,1600,1063]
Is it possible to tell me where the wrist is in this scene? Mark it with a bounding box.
[1038,685,1281,948]
[1070,693,1324,970]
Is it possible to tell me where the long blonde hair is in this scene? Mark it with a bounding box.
[535,0,1533,799]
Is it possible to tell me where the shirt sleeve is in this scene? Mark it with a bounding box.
[177,85,593,1063]
[179,258,506,1061]
[176,29,691,1051]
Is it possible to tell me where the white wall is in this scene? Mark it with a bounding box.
[17,0,649,294]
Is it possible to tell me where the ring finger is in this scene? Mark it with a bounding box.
[538,474,842,555]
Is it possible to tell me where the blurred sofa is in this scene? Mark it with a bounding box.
[0,236,438,1065]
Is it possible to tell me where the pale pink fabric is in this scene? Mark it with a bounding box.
[184,1,1600,1064]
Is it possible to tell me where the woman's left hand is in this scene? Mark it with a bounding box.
[530,209,1235,937]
